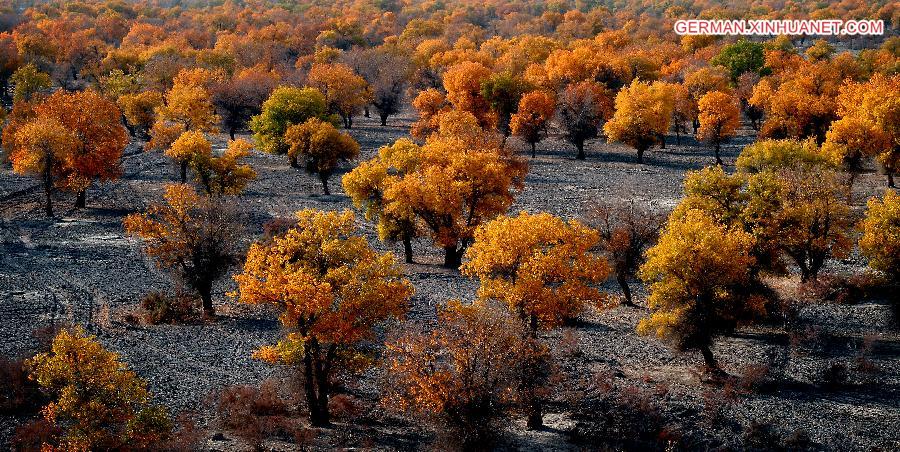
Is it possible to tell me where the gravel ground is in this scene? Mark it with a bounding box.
[1,111,898,450]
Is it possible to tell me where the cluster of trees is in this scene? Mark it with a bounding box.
[2,0,900,449]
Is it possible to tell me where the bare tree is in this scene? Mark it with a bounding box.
[587,200,666,307]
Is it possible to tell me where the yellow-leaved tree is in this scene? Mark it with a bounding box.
[604,80,674,164]
[27,327,171,451]
[343,138,422,263]
[639,209,763,371]
[859,190,900,283]
[232,209,413,426]
[383,111,527,268]
[823,74,899,187]
[190,138,257,196]
[462,211,609,428]
[284,117,360,195]
[166,130,212,183]
[9,118,77,216]
[118,90,164,138]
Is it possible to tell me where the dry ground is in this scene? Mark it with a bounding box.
[1,111,898,450]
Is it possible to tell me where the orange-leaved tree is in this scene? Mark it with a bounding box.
[442,61,495,130]
[9,118,77,216]
[383,301,535,450]
[125,184,243,317]
[383,111,527,268]
[32,90,129,208]
[823,73,899,187]
[410,88,449,140]
[343,138,423,263]
[307,63,371,129]
[27,326,172,451]
[510,90,555,158]
[462,211,609,428]
[284,117,360,195]
[696,91,740,165]
[233,209,413,426]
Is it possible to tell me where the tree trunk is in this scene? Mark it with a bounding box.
[302,349,323,426]
[658,133,666,149]
[847,171,857,204]
[180,161,188,183]
[229,125,236,140]
[0,77,8,104]
[364,106,370,118]
[714,142,723,165]
[524,314,543,430]
[380,113,388,126]
[443,246,463,269]
[44,166,54,217]
[888,172,895,188]
[320,175,330,195]
[402,233,413,264]
[636,148,645,164]
[199,285,214,318]
[75,189,86,208]
[575,141,586,160]
[311,342,331,427]
[617,274,634,307]
[675,128,681,145]
[526,399,543,430]
[531,142,536,159]
[700,344,718,370]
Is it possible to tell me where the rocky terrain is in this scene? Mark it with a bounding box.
[1,111,898,450]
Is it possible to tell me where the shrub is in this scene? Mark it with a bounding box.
[141,291,198,324]
[0,357,44,415]
[217,381,301,450]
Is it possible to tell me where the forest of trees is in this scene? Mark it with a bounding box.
[0,0,898,450]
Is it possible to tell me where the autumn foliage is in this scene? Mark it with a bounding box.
[510,90,555,157]
[343,138,422,263]
[859,190,900,282]
[639,209,763,370]
[26,327,171,451]
[233,209,412,426]
[125,184,243,316]
[604,80,674,163]
[383,301,536,449]
[383,112,527,267]
[697,91,740,165]
[284,117,360,195]
[7,89,128,209]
